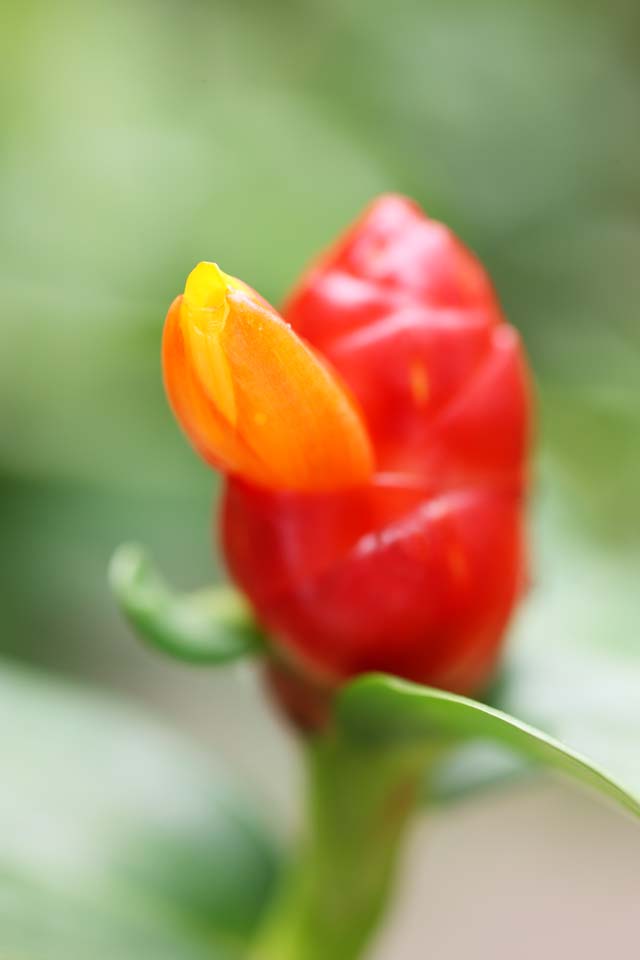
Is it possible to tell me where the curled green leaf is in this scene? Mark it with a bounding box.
[110,543,264,664]
[338,674,640,820]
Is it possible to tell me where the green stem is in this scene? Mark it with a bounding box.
[250,731,434,960]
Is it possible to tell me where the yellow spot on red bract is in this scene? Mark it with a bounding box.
[409,359,430,408]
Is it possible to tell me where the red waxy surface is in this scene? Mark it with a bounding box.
[223,195,531,695]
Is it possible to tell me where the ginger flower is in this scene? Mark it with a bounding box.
[163,196,531,701]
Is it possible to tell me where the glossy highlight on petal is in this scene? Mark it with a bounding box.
[163,262,374,492]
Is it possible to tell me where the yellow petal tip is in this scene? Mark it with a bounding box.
[183,261,228,315]
[180,262,238,426]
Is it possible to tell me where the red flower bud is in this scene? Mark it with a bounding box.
[164,196,531,700]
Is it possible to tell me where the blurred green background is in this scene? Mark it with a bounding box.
[2,3,640,955]
[1,0,639,737]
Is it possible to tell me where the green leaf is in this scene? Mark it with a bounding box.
[338,674,640,820]
[0,660,280,958]
[110,543,263,663]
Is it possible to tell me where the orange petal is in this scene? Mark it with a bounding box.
[163,262,374,492]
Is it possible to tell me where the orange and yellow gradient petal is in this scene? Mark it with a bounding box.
[162,262,374,491]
